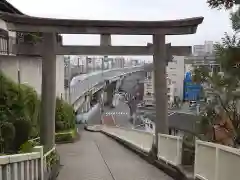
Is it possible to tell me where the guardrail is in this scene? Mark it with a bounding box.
[0,145,58,180]
[0,146,43,180]
[158,134,183,166]
[194,140,240,180]
[102,126,183,162]
[86,125,240,180]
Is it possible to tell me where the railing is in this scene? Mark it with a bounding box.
[194,140,240,180]
[102,126,182,161]
[0,36,15,55]
[101,125,240,180]
[158,134,183,166]
[0,146,43,180]
[0,145,58,180]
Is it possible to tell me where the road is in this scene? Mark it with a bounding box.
[102,101,132,127]
[70,66,143,103]
[120,71,144,120]
[102,72,145,128]
[57,131,173,180]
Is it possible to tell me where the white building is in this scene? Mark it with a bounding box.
[166,56,185,100]
[0,19,65,98]
[143,71,175,107]
[193,41,214,56]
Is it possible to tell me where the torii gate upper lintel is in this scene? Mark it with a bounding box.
[0,12,204,151]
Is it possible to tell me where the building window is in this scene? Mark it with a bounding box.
[167,88,170,93]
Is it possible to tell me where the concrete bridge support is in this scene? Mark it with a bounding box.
[94,89,104,112]
[104,82,117,106]
[116,79,122,91]
[84,95,91,112]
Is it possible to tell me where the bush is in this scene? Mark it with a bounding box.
[0,72,76,153]
[0,72,38,153]
[55,98,75,132]
[55,130,76,143]
[12,119,32,151]
[182,133,196,166]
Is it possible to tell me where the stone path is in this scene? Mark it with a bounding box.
[57,131,173,180]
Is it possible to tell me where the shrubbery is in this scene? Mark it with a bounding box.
[55,98,75,132]
[55,129,77,143]
[0,72,75,153]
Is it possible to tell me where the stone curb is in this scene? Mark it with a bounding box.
[84,125,102,132]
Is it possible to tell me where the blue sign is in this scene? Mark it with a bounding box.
[183,72,202,101]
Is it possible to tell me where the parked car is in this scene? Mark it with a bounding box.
[189,101,197,108]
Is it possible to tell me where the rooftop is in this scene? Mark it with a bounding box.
[138,106,199,133]
[0,0,23,15]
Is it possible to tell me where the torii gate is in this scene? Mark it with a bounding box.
[0,12,203,151]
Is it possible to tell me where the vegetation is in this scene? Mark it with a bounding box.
[55,129,78,143]
[0,72,76,154]
[55,98,76,132]
[207,0,236,9]
[192,5,240,146]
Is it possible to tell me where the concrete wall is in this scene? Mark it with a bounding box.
[0,55,65,98]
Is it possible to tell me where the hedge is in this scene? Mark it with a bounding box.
[0,72,76,153]
[55,98,76,132]
[55,128,77,143]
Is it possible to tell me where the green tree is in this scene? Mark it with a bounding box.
[207,0,236,9]
[192,32,240,145]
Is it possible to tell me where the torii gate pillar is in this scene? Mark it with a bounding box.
[100,34,111,46]
[40,33,57,152]
[152,34,168,146]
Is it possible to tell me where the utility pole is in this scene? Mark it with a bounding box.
[67,56,71,104]
[102,56,106,77]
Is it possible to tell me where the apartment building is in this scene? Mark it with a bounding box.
[143,71,175,107]
[193,41,214,56]
[166,56,185,100]
[0,4,64,97]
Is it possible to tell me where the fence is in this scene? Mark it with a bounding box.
[0,146,43,180]
[101,126,183,162]
[158,134,183,166]
[194,140,240,180]
[0,145,57,180]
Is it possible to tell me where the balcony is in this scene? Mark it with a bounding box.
[0,31,63,56]
[0,29,15,55]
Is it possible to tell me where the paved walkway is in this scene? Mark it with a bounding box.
[57,131,173,180]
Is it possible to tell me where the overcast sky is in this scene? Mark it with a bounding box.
[8,0,234,60]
